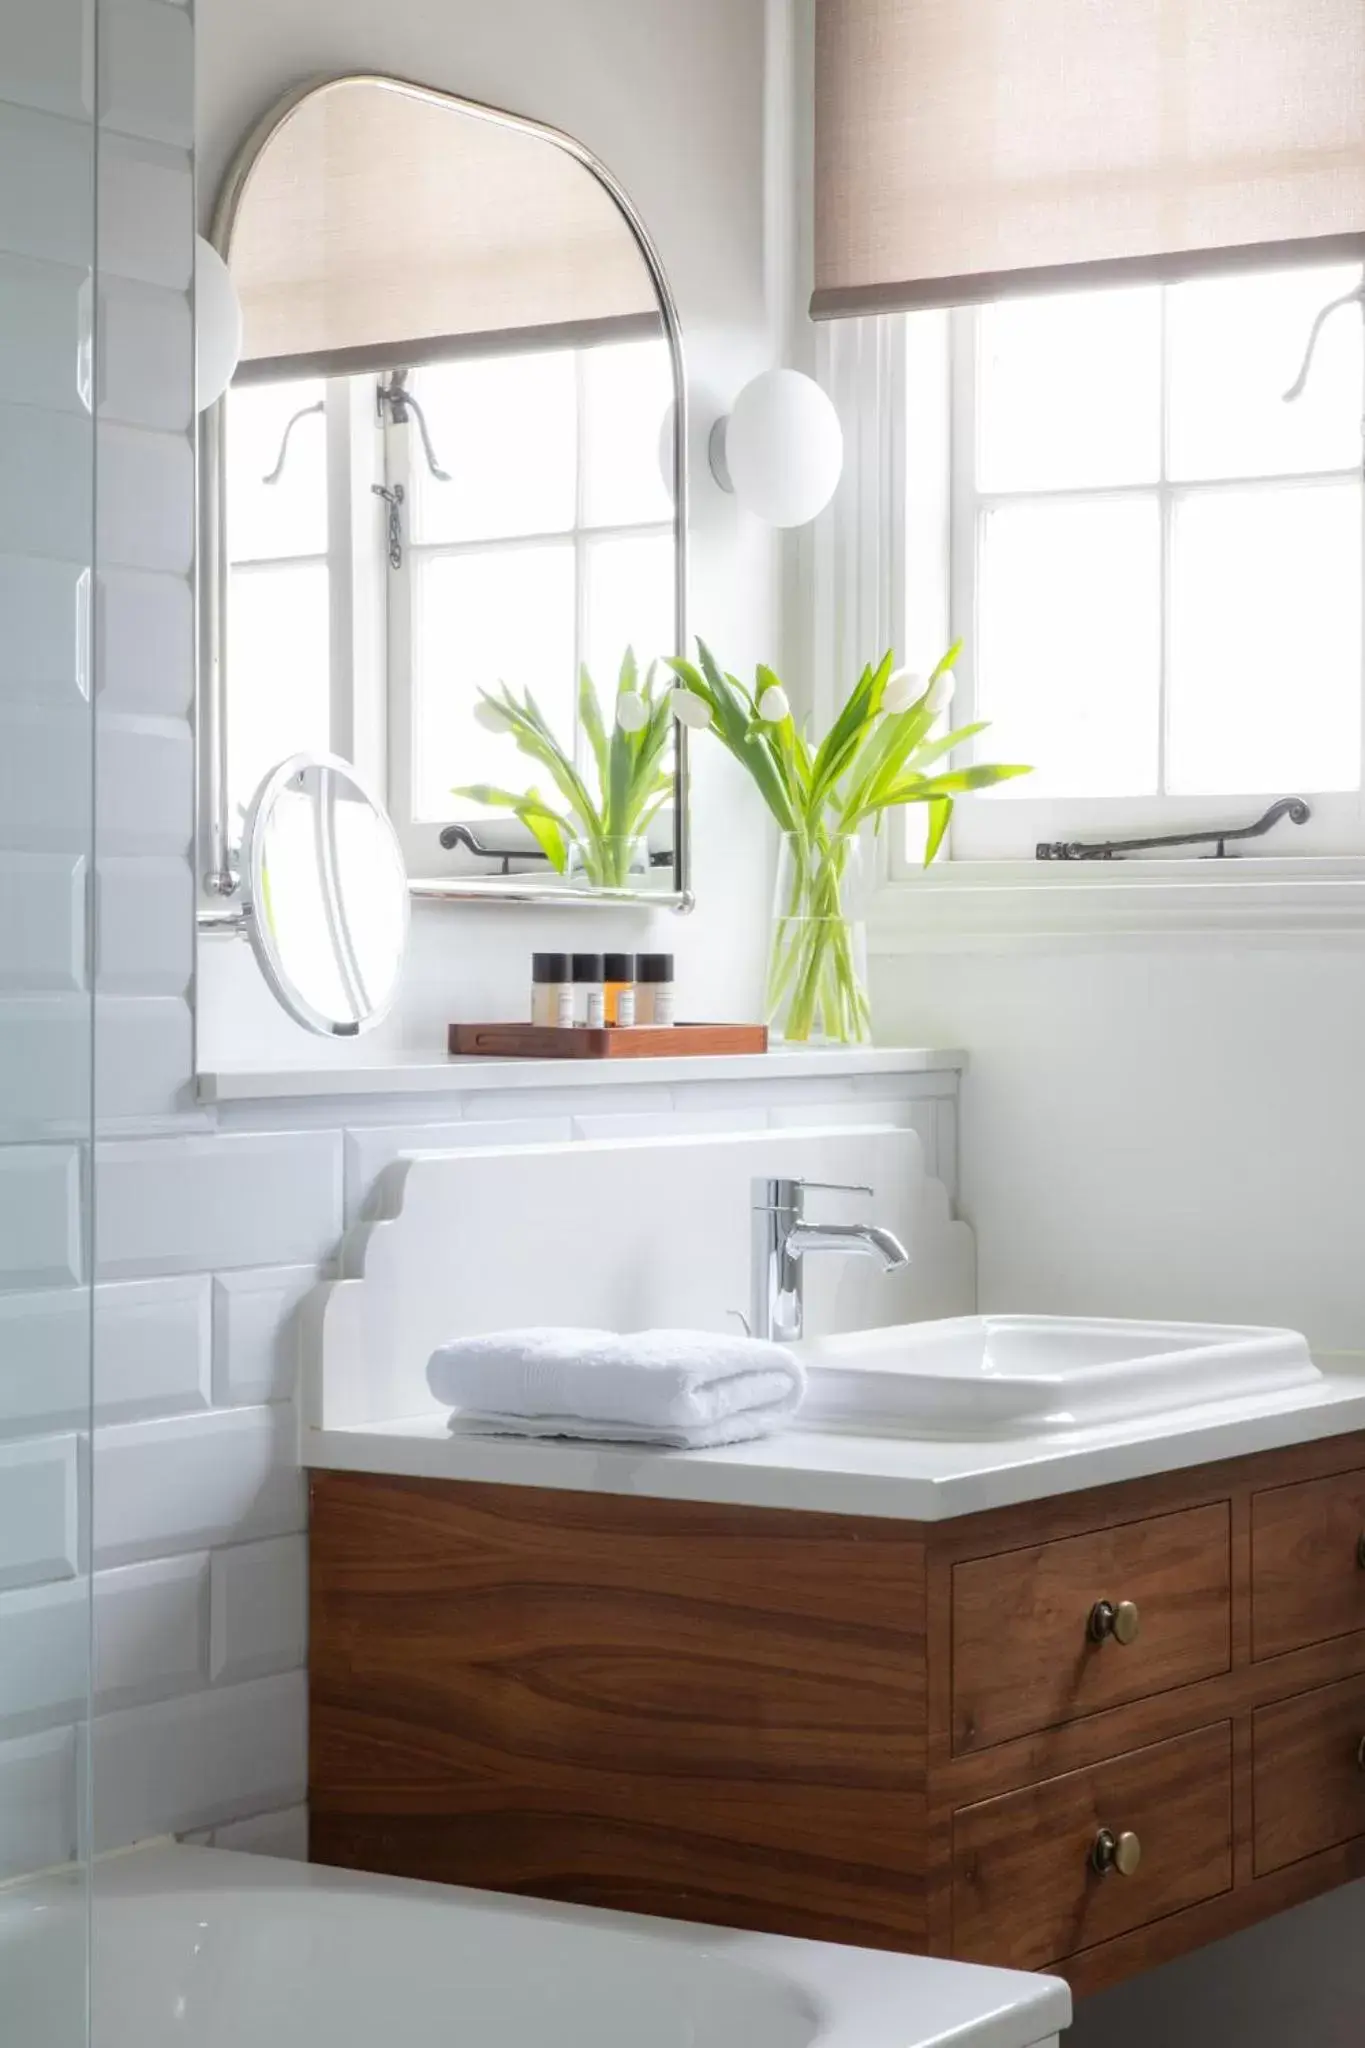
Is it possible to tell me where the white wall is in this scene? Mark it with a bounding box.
[874,934,1365,2043]
[195,0,784,1065]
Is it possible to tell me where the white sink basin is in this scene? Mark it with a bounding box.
[795,1316,1320,1438]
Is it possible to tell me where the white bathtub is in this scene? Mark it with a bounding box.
[0,1844,1070,2048]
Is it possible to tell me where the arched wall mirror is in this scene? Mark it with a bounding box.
[200,74,690,915]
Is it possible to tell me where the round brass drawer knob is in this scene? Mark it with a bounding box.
[1092,1828,1142,1878]
[1088,1599,1141,1646]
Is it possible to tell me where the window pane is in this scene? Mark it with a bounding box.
[408,353,576,544]
[1168,482,1362,796]
[228,562,331,820]
[1167,265,1365,483]
[583,532,675,690]
[226,378,327,561]
[976,496,1161,796]
[976,287,1162,493]
[580,338,674,527]
[412,544,575,820]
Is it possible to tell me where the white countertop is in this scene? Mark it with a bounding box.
[197,1044,966,1104]
[305,1358,1365,1522]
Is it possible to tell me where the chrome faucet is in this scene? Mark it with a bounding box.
[750,1176,909,1344]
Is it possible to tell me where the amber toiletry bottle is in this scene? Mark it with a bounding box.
[604,953,637,1027]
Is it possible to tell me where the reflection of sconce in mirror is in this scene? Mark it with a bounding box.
[708,368,843,527]
[195,235,243,413]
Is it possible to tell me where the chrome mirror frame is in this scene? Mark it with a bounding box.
[198,73,692,921]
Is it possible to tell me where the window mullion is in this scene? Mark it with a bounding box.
[1157,284,1172,800]
[572,348,589,765]
[384,382,419,848]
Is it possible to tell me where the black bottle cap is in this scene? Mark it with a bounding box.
[603,952,636,982]
[571,952,605,981]
[532,953,570,983]
[638,953,675,982]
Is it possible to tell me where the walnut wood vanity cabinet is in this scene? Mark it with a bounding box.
[309,1430,1365,1997]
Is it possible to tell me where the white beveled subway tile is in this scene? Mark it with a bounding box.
[95,995,191,1122]
[0,998,89,1136]
[571,1108,757,1142]
[0,401,91,561]
[96,568,192,715]
[94,1553,207,1709]
[0,1435,79,1591]
[95,1130,343,1278]
[0,0,89,121]
[0,1147,82,1290]
[92,1670,306,1851]
[211,1266,318,1406]
[99,1,193,150]
[0,1276,210,1433]
[0,554,87,708]
[210,1535,306,1685]
[0,103,93,270]
[0,1726,77,1879]
[766,1099,921,1130]
[0,854,85,992]
[343,1118,573,1224]
[95,715,192,855]
[98,279,191,432]
[97,133,191,291]
[96,424,192,575]
[95,1274,210,1421]
[97,858,192,997]
[185,1803,308,1860]
[0,706,91,855]
[0,1553,207,1731]
[93,1408,304,1568]
[0,254,85,415]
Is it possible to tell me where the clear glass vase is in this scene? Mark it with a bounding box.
[566,834,652,890]
[768,831,872,1045]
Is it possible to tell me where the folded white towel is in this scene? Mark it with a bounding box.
[426,1327,805,1450]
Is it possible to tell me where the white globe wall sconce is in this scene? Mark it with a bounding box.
[708,368,844,527]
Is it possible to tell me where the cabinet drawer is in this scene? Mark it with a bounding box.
[952,1723,1233,1971]
[951,1504,1231,1753]
[1251,1468,1365,1660]
[1253,1675,1365,1875]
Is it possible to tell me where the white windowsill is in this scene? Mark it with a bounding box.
[196,1044,967,1105]
[870,856,1365,951]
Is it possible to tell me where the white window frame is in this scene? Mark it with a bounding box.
[807,300,1365,949]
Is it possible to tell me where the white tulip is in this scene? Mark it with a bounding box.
[756,683,791,724]
[925,670,956,716]
[615,690,650,733]
[668,686,712,731]
[473,699,512,733]
[881,668,926,714]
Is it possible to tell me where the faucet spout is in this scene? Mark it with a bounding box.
[785,1221,909,1273]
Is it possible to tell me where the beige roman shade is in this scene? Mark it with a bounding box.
[813,0,1365,316]
[230,79,661,379]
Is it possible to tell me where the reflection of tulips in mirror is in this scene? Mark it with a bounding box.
[666,640,1031,1042]
[453,650,675,889]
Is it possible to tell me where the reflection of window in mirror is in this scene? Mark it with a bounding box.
[224,337,674,870]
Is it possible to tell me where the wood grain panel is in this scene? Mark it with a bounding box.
[951,1505,1231,1753]
[1251,1467,1365,1660]
[1253,1674,1365,1875]
[310,1473,930,1949]
[951,1724,1233,1970]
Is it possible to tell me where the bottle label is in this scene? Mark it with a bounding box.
[585,989,606,1030]
[555,985,575,1028]
[617,987,637,1028]
[653,984,676,1027]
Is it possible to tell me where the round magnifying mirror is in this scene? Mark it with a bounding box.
[240,753,410,1037]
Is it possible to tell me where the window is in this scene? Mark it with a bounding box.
[896,262,1365,865]
[222,335,675,876]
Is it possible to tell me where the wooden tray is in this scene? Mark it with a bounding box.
[448,1022,769,1060]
